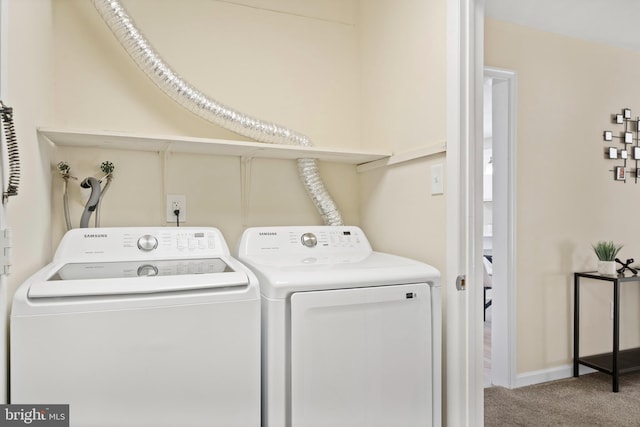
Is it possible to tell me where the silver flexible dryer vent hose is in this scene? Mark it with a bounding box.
[91,0,343,226]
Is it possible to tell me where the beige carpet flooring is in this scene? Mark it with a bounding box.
[484,304,640,426]
[485,371,640,426]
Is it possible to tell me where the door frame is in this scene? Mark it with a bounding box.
[484,67,517,389]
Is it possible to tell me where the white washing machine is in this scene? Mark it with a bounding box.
[236,225,441,427]
[11,227,260,427]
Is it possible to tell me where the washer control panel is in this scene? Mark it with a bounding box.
[54,227,231,261]
[239,226,372,256]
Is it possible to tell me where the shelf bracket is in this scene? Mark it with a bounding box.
[356,141,446,173]
[240,157,252,227]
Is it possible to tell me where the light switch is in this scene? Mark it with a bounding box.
[431,163,444,195]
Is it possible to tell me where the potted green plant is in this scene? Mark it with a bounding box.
[592,241,623,275]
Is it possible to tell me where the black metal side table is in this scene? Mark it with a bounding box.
[573,271,640,392]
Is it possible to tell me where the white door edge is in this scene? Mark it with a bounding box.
[446,0,485,425]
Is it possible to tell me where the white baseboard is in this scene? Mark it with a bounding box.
[515,364,596,388]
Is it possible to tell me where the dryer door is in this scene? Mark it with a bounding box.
[290,283,432,427]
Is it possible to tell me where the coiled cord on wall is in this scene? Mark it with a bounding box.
[0,101,19,202]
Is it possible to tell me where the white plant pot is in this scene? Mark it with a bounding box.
[597,260,617,275]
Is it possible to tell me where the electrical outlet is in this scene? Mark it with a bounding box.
[166,194,187,223]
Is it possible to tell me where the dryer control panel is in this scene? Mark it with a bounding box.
[238,226,373,256]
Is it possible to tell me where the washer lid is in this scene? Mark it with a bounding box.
[28,258,249,298]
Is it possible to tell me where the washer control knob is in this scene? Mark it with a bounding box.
[137,235,158,252]
[301,233,318,248]
[137,264,158,277]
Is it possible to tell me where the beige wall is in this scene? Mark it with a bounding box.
[359,0,446,153]
[52,0,360,147]
[486,19,640,374]
[358,0,447,273]
[5,0,54,293]
[49,0,363,248]
[48,0,447,275]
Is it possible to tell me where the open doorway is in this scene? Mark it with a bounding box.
[482,75,493,387]
[483,67,517,389]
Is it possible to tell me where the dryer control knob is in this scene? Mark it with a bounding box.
[137,235,158,251]
[301,233,318,248]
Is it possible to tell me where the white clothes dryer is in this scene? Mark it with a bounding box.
[236,225,441,427]
[11,227,260,427]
